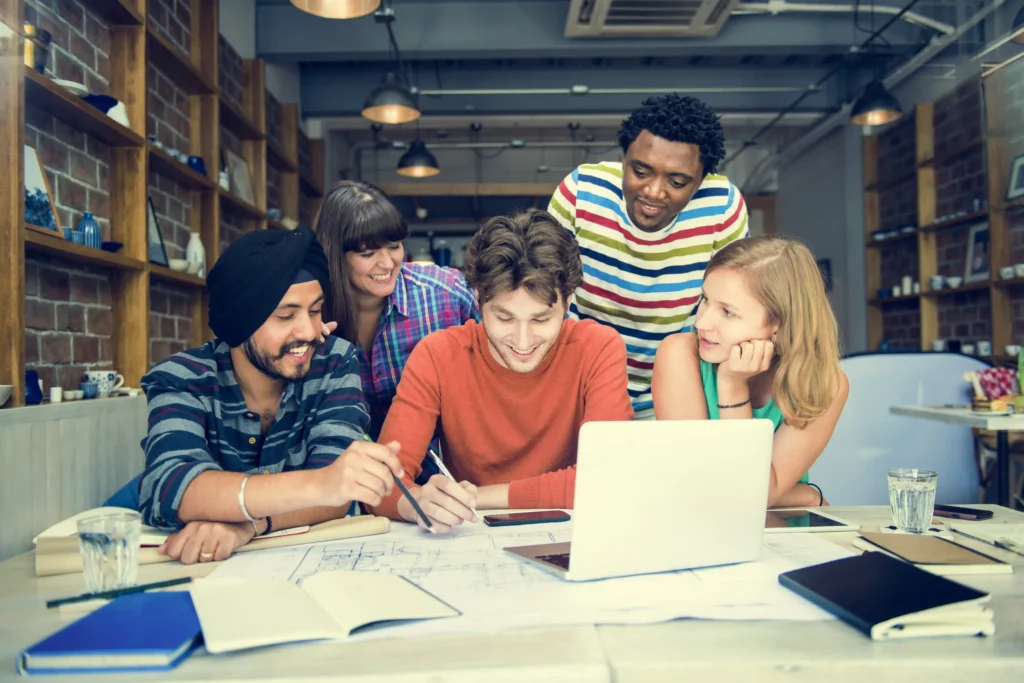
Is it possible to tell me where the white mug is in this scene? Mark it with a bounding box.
[977,341,992,356]
[82,370,125,398]
[931,339,946,351]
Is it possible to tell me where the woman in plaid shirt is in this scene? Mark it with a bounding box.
[315,181,479,439]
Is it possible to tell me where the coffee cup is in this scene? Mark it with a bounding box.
[977,341,992,356]
[82,370,125,398]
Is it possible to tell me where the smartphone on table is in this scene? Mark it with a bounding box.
[932,504,994,521]
[483,510,571,527]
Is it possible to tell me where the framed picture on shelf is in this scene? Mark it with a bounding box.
[1008,153,1024,202]
[23,144,62,234]
[224,149,255,205]
[147,198,169,266]
[964,223,989,283]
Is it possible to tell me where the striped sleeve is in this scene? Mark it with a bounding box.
[547,168,579,235]
[304,339,371,469]
[139,368,223,530]
[711,180,749,252]
[453,269,481,323]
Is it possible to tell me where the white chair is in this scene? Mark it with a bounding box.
[809,352,991,506]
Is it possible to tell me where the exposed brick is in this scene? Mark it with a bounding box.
[33,366,58,395]
[41,333,73,364]
[881,300,921,349]
[70,274,99,303]
[69,149,98,185]
[72,335,100,363]
[58,365,88,390]
[25,262,40,297]
[26,299,56,330]
[24,331,41,364]
[87,308,114,336]
[160,316,177,338]
[40,268,70,301]
[84,14,111,56]
[56,303,86,332]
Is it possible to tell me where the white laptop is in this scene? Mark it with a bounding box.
[505,419,774,581]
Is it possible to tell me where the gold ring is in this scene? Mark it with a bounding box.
[199,552,214,561]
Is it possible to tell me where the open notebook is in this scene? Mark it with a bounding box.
[854,532,1012,576]
[779,552,994,640]
[189,572,460,653]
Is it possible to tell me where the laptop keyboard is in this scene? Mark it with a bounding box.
[536,552,571,569]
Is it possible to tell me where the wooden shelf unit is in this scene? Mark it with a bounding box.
[863,72,1022,358]
[0,0,325,407]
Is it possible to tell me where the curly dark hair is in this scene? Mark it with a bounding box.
[465,209,583,308]
[617,94,726,175]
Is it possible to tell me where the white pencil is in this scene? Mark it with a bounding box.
[427,448,476,514]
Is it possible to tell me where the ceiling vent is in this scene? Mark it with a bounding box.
[565,0,739,38]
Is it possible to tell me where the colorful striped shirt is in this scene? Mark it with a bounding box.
[139,337,369,530]
[358,262,479,438]
[548,161,748,418]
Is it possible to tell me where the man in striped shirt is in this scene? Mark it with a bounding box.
[548,95,748,418]
[139,227,402,564]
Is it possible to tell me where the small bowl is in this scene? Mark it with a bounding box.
[101,241,123,253]
[67,390,83,400]
[1015,263,1024,278]
[929,276,945,291]
[168,259,190,272]
[1000,266,1015,280]
[1006,345,1021,357]
[0,385,12,407]
[946,276,963,288]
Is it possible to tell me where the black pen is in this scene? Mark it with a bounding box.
[46,576,193,609]
[362,435,434,533]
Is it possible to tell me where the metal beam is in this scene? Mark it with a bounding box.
[301,64,849,117]
[257,0,927,61]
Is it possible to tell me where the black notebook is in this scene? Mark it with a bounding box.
[779,552,994,640]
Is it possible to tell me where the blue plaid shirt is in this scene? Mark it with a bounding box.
[139,337,369,529]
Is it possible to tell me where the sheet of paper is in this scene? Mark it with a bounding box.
[210,521,848,642]
[950,523,1024,546]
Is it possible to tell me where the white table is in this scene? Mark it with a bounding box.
[890,405,1024,507]
[1,506,1023,682]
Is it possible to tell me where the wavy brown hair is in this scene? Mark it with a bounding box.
[313,180,409,344]
[465,209,583,308]
[704,235,841,429]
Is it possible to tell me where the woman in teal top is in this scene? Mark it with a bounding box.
[652,235,847,508]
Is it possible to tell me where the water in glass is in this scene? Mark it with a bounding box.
[887,469,937,533]
[77,511,141,593]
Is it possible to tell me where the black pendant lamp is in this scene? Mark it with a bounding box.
[362,71,420,125]
[397,140,439,178]
[850,79,903,126]
[290,0,380,19]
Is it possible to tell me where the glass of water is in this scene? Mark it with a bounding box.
[77,511,141,593]
[887,468,938,533]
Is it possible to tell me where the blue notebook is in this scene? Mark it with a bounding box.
[18,591,201,676]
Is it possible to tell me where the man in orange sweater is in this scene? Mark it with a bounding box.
[371,210,633,532]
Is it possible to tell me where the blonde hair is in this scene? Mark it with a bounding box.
[704,235,841,429]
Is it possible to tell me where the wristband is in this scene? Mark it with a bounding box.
[808,482,824,506]
[717,398,751,410]
[262,516,274,536]
[238,475,257,523]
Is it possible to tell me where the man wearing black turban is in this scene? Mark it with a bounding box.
[128,227,405,565]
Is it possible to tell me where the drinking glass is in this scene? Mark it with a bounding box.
[77,511,141,593]
[887,469,938,533]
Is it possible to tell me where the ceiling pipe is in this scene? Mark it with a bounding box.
[733,0,954,35]
[415,86,813,97]
[741,0,1005,193]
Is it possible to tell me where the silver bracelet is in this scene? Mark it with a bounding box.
[238,475,258,524]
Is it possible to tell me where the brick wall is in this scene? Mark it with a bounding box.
[935,146,986,219]
[149,0,191,54]
[266,91,282,147]
[25,257,115,391]
[938,291,991,343]
[149,284,193,365]
[149,174,192,259]
[935,228,969,278]
[878,174,918,232]
[881,301,920,350]
[218,35,245,110]
[267,164,281,215]
[23,0,117,385]
[219,126,245,252]
[933,80,983,160]
[879,241,918,290]
[147,64,191,154]
[876,114,916,183]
